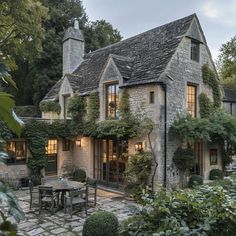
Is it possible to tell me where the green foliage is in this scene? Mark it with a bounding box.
[84,20,122,53]
[82,211,119,236]
[120,88,130,120]
[170,111,236,170]
[14,105,41,117]
[169,115,211,143]
[218,35,236,86]
[173,147,196,171]
[124,152,152,200]
[201,64,221,108]
[120,185,236,235]
[73,168,86,182]
[188,175,203,188]
[23,120,72,183]
[11,1,122,105]
[87,92,99,122]
[0,182,25,235]
[209,169,224,180]
[198,93,213,118]
[39,100,61,114]
[0,0,47,69]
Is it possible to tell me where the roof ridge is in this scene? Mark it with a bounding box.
[86,13,196,56]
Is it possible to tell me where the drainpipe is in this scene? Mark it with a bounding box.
[160,83,167,187]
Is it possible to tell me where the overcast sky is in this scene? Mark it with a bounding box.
[83,0,236,61]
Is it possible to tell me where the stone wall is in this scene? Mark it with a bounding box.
[162,22,217,187]
[72,136,93,178]
[128,84,165,185]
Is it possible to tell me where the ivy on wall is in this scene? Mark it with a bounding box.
[202,64,221,108]
[198,92,213,118]
[39,100,61,114]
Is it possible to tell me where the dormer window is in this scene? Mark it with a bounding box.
[191,40,200,62]
[106,83,119,119]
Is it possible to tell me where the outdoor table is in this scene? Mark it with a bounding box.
[43,179,85,206]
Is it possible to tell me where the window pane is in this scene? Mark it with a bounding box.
[191,41,200,62]
[7,141,26,164]
[187,85,197,117]
[150,91,154,104]
[46,139,57,154]
[106,84,119,118]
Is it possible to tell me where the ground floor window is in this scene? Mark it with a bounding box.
[94,139,128,188]
[191,142,203,175]
[7,141,26,164]
[45,139,58,175]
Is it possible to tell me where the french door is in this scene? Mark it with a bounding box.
[94,139,128,187]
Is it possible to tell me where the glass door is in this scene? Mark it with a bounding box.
[94,139,128,187]
[45,139,58,175]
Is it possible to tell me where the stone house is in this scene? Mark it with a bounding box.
[4,14,223,188]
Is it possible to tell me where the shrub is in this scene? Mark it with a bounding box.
[173,147,196,171]
[209,169,224,180]
[82,211,118,236]
[120,185,236,235]
[73,168,86,182]
[188,175,203,188]
[39,100,61,114]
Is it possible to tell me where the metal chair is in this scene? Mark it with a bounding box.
[64,188,87,217]
[86,178,97,206]
[38,186,59,214]
[29,180,39,209]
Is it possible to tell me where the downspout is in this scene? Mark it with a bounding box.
[160,83,167,187]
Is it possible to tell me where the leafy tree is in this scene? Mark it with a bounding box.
[84,20,122,53]
[12,0,122,105]
[0,0,47,69]
[218,35,236,88]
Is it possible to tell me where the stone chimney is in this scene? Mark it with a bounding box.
[63,18,84,76]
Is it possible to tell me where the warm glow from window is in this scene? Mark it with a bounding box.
[46,139,57,154]
[187,85,197,117]
[106,84,119,118]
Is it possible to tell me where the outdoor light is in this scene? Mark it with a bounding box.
[75,140,81,147]
[135,142,143,152]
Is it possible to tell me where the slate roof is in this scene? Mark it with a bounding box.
[223,87,236,102]
[43,79,62,100]
[43,14,196,101]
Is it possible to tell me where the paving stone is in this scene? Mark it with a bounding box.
[50,227,68,234]
[28,227,45,236]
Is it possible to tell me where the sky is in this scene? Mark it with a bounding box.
[83,0,236,61]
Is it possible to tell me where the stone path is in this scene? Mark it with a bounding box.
[15,188,139,236]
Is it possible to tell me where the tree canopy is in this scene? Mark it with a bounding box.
[218,35,236,89]
[9,0,122,105]
[0,0,47,69]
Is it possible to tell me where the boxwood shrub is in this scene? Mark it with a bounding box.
[82,211,118,236]
[73,168,86,182]
[188,175,203,188]
[209,169,224,180]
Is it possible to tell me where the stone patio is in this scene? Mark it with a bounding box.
[15,188,139,236]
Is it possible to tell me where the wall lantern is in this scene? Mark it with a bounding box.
[75,140,81,147]
[135,142,143,152]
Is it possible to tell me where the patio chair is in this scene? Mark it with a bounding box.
[64,188,87,217]
[38,186,59,214]
[86,178,97,206]
[29,180,39,209]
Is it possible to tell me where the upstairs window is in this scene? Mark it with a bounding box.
[7,141,26,164]
[187,84,197,117]
[63,94,70,119]
[106,83,119,119]
[149,91,155,104]
[191,40,200,62]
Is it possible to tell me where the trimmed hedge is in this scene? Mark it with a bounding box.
[82,211,118,236]
[188,175,203,188]
[73,168,86,182]
[209,169,224,180]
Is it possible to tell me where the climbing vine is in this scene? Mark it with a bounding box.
[198,92,213,118]
[170,110,236,170]
[202,64,221,108]
[39,100,61,114]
